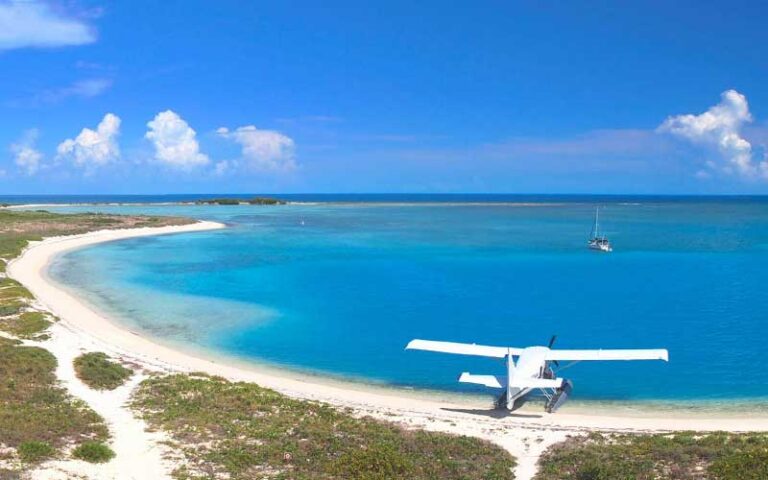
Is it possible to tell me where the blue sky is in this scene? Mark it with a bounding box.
[2,0,768,194]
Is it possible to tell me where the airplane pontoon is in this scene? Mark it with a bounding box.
[406,337,668,413]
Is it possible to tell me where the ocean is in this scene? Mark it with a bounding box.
[27,195,768,408]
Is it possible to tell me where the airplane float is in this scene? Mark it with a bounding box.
[406,336,668,413]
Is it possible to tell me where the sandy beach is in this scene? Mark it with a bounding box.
[8,221,768,480]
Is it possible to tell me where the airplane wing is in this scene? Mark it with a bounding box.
[545,349,669,362]
[406,339,519,358]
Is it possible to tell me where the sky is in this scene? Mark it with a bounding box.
[2,0,768,195]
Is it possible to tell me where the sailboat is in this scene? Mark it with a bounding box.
[588,207,612,252]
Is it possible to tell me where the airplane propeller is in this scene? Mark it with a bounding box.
[548,335,559,367]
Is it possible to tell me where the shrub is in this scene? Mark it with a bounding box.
[74,352,132,390]
[0,311,51,339]
[17,441,54,463]
[247,197,285,205]
[0,302,24,317]
[0,344,108,449]
[72,441,115,463]
[133,374,516,480]
[710,448,768,480]
[537,432,768,480]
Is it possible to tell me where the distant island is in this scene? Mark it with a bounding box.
[193,197,286,206]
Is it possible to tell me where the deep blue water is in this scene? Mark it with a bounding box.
[41,197,768,405]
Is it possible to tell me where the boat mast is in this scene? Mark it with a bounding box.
[595,207,600,239]
[591,207,600,239]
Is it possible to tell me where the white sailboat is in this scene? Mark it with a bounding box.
[588,207,612,252]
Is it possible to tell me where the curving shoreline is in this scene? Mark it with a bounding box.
[8,220,768,479]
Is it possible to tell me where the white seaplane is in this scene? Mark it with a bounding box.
[406,337,668,413]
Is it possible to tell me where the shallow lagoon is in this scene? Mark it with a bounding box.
[46,198,768,406]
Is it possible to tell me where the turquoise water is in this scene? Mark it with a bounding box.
[45,199,768,405]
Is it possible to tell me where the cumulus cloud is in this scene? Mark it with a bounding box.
[57,113,121,170]
[145,110,209,169]
[11,129,42,175]
[0,1,95,51]
[658,90,768,179]
[217,126,296,172]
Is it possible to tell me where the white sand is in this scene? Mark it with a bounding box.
[7,221,768,480]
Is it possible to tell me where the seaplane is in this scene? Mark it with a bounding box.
[406,337,668,413]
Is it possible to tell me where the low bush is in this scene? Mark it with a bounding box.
[536,432,768,480]
[72,441,115,463]
[0,311,51,339]
[17,441,54,463]
[133,374,516,480]
[74,352,132,390]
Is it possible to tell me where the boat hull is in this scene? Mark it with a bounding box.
[588,241,612,252]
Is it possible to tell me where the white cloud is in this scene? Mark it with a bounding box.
[658,90,768,179]
[145,110,209,169]
[45,77,112,101]
[13,77,113,106]
[57,113,121,170]
[217,126,296,172]
[0,1,95,51]
[11,129,42,175]
[213,160,230,176]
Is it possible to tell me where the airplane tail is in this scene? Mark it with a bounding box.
[458,373,506,389]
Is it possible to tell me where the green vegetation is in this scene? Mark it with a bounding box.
[17,441,55,463]
[247,196,285,205]
[0,209,191,272]
[0,275,53,340]
[0,209,203,472]
[0,336,22,347]
[133,374,516,480]
[0,287,33,301]
[0,300,24,317]
[72,441,116,463]
[535,431,768,480]
[194,196,286,205]
[0,311,52,339]
[196,198,242,205]
[0,208,193,469]
[0,343,108,455]
[74,352,133,390]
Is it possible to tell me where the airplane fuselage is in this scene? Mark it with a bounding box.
[506,346,550,408]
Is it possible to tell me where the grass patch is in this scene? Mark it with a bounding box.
[0,285,33,301]
[0,301,24,317]
[133,374,516,480]
[74,352,133,390]
[0,336,22,346]
[0,343,108,450]
[0,277,23,288]
[536,432,768,480]
[0,311,52,339]
[72,441,115,463]
[17,441,54,463]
